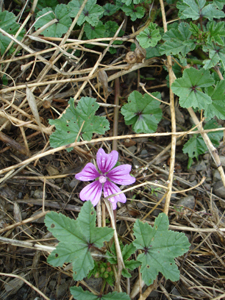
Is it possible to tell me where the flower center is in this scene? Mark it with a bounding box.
[99,175,107,184]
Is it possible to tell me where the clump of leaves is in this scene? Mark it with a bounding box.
[133,213,190,285]
[88,261,114,286]
[45,201,114,281]
[49,97,109,151]
[106,242,141,278]
[121,91,162,133]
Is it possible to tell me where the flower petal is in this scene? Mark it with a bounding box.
[107,164,136,185]
[103,181,126,210]
[75,163,100,181]
[80,181,102,206]
[96,148,118,174]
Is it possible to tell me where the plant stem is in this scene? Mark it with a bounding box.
[159,0,176,216]
[103,198,125,292]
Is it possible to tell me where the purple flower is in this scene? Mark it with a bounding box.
[75,148,136,209]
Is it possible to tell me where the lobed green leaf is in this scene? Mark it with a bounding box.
[177,0,225,20]
[121,91,162,134]
[68,0,104,26]
[35,5,72,38]
[171,67,214,109]
[204,81,225,119]
[137,23,161,49]
[70,286,131,300]
[49,97,109,151]
[160,22,195,57]
[45,201,114,281]
[133,213,190,285]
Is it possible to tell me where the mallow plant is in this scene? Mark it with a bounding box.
[3,0,225,298]
[44,148,190,299]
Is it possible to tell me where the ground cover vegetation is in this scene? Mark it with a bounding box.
[0,0,225,299]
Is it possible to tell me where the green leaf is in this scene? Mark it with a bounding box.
[68,0,104,26]
[171,67,214,109]
[177,0,225,20]
[201,4,225,20]
[34,4,72,37]
[45,201,114,281]
[205,120,223,146]
[206,21,225,45]
[49,97,109,151]
[137,23,161,48]
[121,243,141,277]
[70,286,131,300]
[121,0,144,4]
[84,21,105,39]
[203,43,225,70]
[145,44,161,58]
[103,3,118,16]
[121,91,162,134]
[204,81,225,119]
[122,243,136,261]
[183,119,223,160]
[2,74,8,86]
[183,133,207,160]
[133,213,190,285]
[213,0,225,9]
[189,22,201,37]
[160,22,195,57]
[104,21,124,54]
[122,4,145,21]
[0,11,25,55]
[36,0,58,10]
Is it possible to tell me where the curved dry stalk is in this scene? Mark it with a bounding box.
[0,128,224,176]
[112,78,120,151]
[140,82,170,105]
[188,107,225,187]
[159,0,177,216]
[0,210,49,234]
[137,280,158,300]
[171,176,206,193]
[0,272,50,300]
